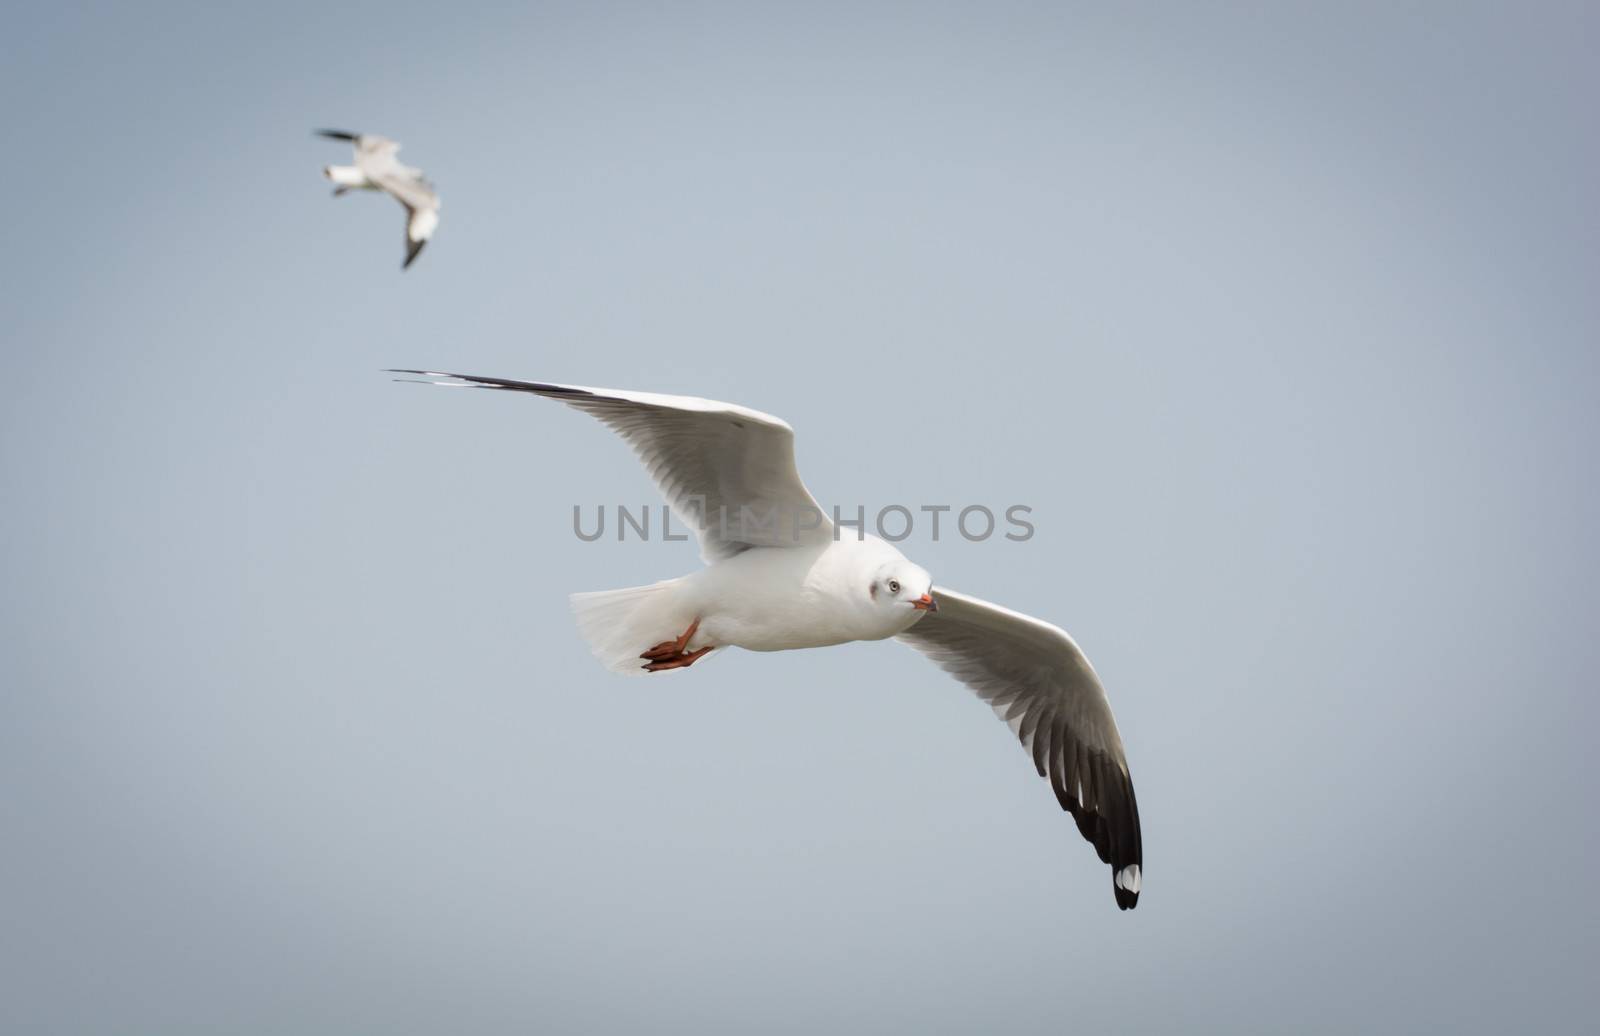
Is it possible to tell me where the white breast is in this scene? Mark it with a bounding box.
[684,538,922,652]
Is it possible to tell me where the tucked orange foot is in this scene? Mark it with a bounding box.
[642,646,714,672]
[640,618,713,672]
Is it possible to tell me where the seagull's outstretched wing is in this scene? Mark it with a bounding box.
[896,587,1143,909]
[352,134,403,165]
[391,371,834,561]
[348,137,438,269]
[369,172,438,269]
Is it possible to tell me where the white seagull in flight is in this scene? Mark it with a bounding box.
[317,130,440,269]
[393,370,1145,909]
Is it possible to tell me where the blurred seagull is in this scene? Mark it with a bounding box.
[391,369,1145,910]
[316,130,440,269]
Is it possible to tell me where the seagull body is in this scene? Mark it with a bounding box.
[317,130,440,269]
[581,536,932,667]
[394,370,1144,909]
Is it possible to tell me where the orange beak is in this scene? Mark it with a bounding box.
[912,592,938,612]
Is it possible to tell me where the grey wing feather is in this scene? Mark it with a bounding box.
[897,587,1143,909]
[354,134,401,163]
[368,170,438,268]
[370,169,438,214]
[388,371,832,562]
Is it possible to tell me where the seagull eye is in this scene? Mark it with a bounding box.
[888,580,901,594]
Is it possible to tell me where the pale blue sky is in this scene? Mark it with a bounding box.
[2,2,1597,1032]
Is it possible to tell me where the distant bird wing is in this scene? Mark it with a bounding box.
[367,170,439,269]
[896,586,1143,909]
[387,371,834,561]
[313,128,399,164]
[352,134,403,167]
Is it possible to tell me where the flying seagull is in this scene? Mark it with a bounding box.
[317,130,440,269]
[391,369,1144,909]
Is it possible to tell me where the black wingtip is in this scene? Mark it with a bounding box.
[1112,862,1141,910]
[382,370,598,398]
[403,237,426,269]
[315,129,359,141]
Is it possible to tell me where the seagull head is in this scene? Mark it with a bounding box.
[870,562,938,614]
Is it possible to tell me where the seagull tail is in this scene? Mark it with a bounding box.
[570,578,704,676]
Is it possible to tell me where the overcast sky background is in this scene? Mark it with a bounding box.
[3,2,1597,1032]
